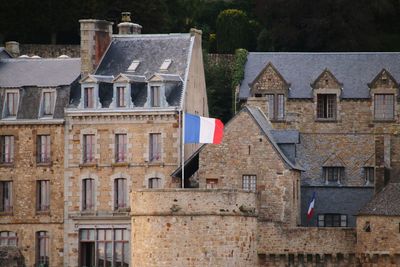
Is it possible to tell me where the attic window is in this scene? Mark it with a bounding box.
[160,59,172,71]
[3,91,19,118]
[127,60,140,72]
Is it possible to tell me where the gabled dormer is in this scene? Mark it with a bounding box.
[368,69,398,121]
[1,88,20,119]
[248,62,290,121]
[111,74,135,108]
[322,153,346,185]
[145,73,182,108]
[311,69,342,121]
[38,88,57,118]
[78,75,113,109]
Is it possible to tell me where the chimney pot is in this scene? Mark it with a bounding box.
[117,12,142,35]
[121,12,131,22]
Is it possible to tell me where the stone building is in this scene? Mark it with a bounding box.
[63,13,208,267]
[0,57,80,267]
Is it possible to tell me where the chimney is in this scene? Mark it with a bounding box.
[79,19,113,75]
[375,135,391,193]
[5,41,20,57]
[117,12,142,35]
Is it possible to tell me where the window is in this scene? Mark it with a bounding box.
[149,133,161,162]
[83,134,95,163]
[148,178,161,189]
[4,92,18,117]
[0,231,17,246]
[374,94,394,120]
[318,214,347,227]
[267,94,285,120]
[84,87,94,108]
[42,91,55,116]
[160,59,172,70]
[150,86,160,107]
[127,59,140,71]
[242,175,256,192]
[79,228,130,267]
[116,87,126,107]
[115,134,127,162]
[323,167,343,184]
[0,181,12,213]
[363,221,371,232]
[37,135,51,163]
[0,135,14,164]
[364,167,374,185]
[317,94,336,119]
[36,231,49,267]
[36,180,50,212]
[114,178,128,210]
[82,178,95,211]
[206,179,218,189]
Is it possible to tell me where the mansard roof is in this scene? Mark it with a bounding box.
[95,34,192,79]
[358,182,400,216]
[240,52,400,99]
[0,58,81,88]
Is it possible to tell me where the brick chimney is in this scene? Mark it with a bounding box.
[117,12,142,35]
[79,19,113,75]
[375,135,391,193]
[5,41,20,57]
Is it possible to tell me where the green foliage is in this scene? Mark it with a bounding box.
[257,28,273,52]
[216,9,250,54]
[204,55,233,123]
[231,49,248,113]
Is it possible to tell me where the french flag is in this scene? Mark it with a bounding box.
[307,192,316,221]
[184,113,224,144]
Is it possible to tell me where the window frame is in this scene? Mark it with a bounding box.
[0,231,17,246]
[149,133,161,162]
[36,180,50,212]
[266,93,285,121]
[116,86,126,108]
[83,134,95,163]
[316,94,337,120]
[37,135,51,164]
[242,175,257,192]
[36,231,49,267]
[318,214,347,227]
[3,90,19,118]
[84,87,95,109]
[41,90,56,117]
[82,178,95,211]
[150,86,161,107]
[0,181,12,213]
[0,135,14,164]
[323,166,344,184]
[114,178,128,210]
[364,167,375,185]
[148,177,161,189]
[374,93,395,121]
[115,134,127,163]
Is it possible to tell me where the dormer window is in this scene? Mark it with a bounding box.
[116,87,126,107]
[150,86,160,107]
[127,60,140,72]
[160,59,172,71]
[317,94,336,119]
[3,91,19,118]
[374,94,394,120]
[84,87,94,108]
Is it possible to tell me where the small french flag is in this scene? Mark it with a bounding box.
[184,113,224,144]
[307,192,316,221]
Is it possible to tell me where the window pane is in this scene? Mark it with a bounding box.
[83,135,95,163]
[267,94,274,119]
[6,92,18,116]
[116,134,127,162]
[375,94,394,120]
[43,92,54,115]
[277,94,285,119]
[117,87,126,107]
[149,133,161,162]
[151,86,160,107]
[84,87,94,108]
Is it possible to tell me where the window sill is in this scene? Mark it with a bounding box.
[0,163,14,168]
[79,163,98,168]
[80,211,96,215]
[113,207,131,213]
[270,119,286,123]
[147,161,164,167]
[315,118,337,122]
[36,210,50,215]
[112,162,129,167]
[36,162,52,167]
[372,119,396,123]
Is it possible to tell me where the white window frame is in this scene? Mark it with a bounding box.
[2,89,19,119]
[0,135,14,164]
[39,89,56,118]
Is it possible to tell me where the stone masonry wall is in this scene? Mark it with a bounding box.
[131,189,258,267]
[0,124,65,267]
[198,109,301,226]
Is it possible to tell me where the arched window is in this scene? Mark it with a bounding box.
[36,231,49,267]
[0,231,17,246]
[82,178,95,211]
[148,178,161,189]
[114,178,128,210]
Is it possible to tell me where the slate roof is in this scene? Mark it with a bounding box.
[239,52,400,99]
[358,183,400,216]
[0,58,81,87]
[0,48,12,59]
[245,106,303,170]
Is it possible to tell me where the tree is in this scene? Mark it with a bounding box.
[216,9,250,54]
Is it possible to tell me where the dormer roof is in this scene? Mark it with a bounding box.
[148,73,182,83]
[112,73,146,83]
[368,68,399,89]
[311,68,343,89]
[80,74,113,84]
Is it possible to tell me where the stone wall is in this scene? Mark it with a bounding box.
[19,44,80,58]
[198,109,301,226]
[131,189,258,267]
[0,246,25,267]
[0,124,65,267]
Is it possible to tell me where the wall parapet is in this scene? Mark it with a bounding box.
[131,189,257,217]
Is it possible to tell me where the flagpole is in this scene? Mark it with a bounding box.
[181,109,185,188]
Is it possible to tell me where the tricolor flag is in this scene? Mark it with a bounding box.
[184,113,224,144]
[307,192,316,221]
